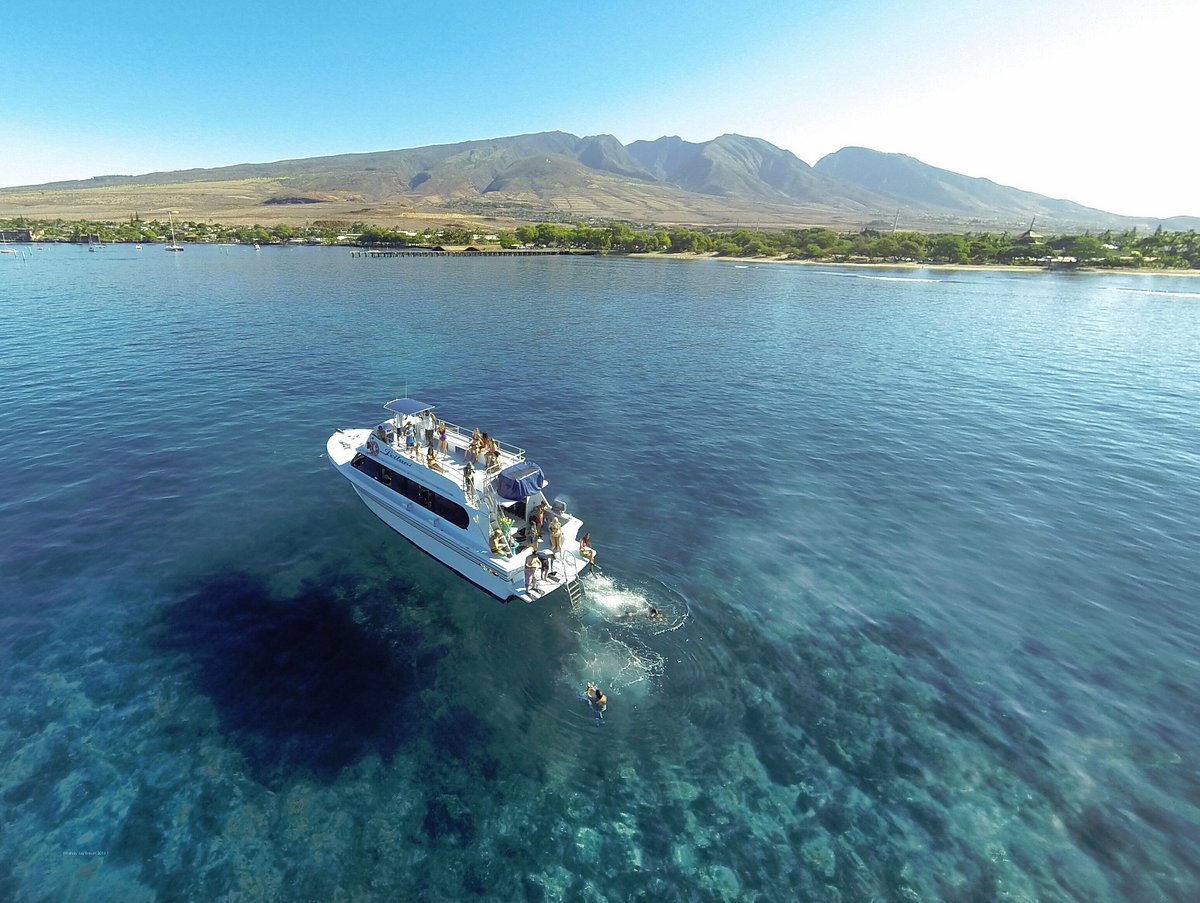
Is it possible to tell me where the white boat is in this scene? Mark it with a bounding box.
[166,213,183,251]
[327,398,591,604]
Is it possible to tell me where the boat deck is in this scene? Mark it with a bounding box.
[368,420,588,595]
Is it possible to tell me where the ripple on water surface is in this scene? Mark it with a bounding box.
[1,251,1199,899]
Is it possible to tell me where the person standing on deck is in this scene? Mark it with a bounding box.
[463,459,475,503]
[549,517,564,569]
[528,500,547,543]
[422,409,436,453]
[524,551,540,593]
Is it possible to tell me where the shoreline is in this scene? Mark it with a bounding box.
[626,252,1200,277]
[11,241,1198,277]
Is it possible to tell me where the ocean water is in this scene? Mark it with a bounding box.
[1,246,1198,901]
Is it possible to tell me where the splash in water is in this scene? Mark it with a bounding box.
[580,571,687,633]
[559,572,691,713]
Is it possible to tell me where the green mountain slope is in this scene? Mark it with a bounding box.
[814,147,1106,220]
[3,131,1194,231]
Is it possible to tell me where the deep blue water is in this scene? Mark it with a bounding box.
[2,245,1198,900]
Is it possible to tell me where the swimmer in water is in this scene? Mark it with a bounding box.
[622,605,666,624]
[586,682,607,711]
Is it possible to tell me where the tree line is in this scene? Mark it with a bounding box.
[501,223,1200,269]
[4,216,1198,269]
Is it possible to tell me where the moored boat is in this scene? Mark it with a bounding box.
[327,398,590,603]
[166,212,183,251]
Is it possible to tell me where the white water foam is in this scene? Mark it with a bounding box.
[851,274,941,283]
[1106,286,1200,300]
[820,270,941,283]
[558,573,690,700]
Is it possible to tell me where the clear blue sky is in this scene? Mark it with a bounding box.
[3,0,1196,217]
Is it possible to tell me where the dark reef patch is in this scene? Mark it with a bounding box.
[155,572,440,784]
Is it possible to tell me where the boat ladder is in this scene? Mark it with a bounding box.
[565,575,583,607]
[559,545,584,608]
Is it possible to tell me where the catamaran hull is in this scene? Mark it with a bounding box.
[350,482,528,601]
[327,418,586,604]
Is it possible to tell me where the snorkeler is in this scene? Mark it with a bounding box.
[586,682,607,711]
[621,605,667,624]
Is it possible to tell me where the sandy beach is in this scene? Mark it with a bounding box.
[628,251,1200,277]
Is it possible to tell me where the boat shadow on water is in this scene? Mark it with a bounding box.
[152,571,454,786]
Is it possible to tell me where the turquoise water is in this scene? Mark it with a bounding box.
[2,246,1198,900]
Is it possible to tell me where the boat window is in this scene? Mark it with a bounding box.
[351,456,469,530]
[432,494,471,530]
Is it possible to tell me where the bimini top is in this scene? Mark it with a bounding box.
[496,462,546,500]
[384,398,434,417]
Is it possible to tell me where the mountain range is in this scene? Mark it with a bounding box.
[2,131,1195,232]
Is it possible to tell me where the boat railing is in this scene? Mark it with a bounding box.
[381,413,523,461]
[436,419,525,465]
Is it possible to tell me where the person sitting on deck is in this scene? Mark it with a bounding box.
[490,527,511,558]
[427,447,443,472]
[579,533,597,566]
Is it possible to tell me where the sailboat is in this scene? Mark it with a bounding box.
[166,213,183,251]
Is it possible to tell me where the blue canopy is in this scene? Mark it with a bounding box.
[496,462,546,501]
[384,398,434,417]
